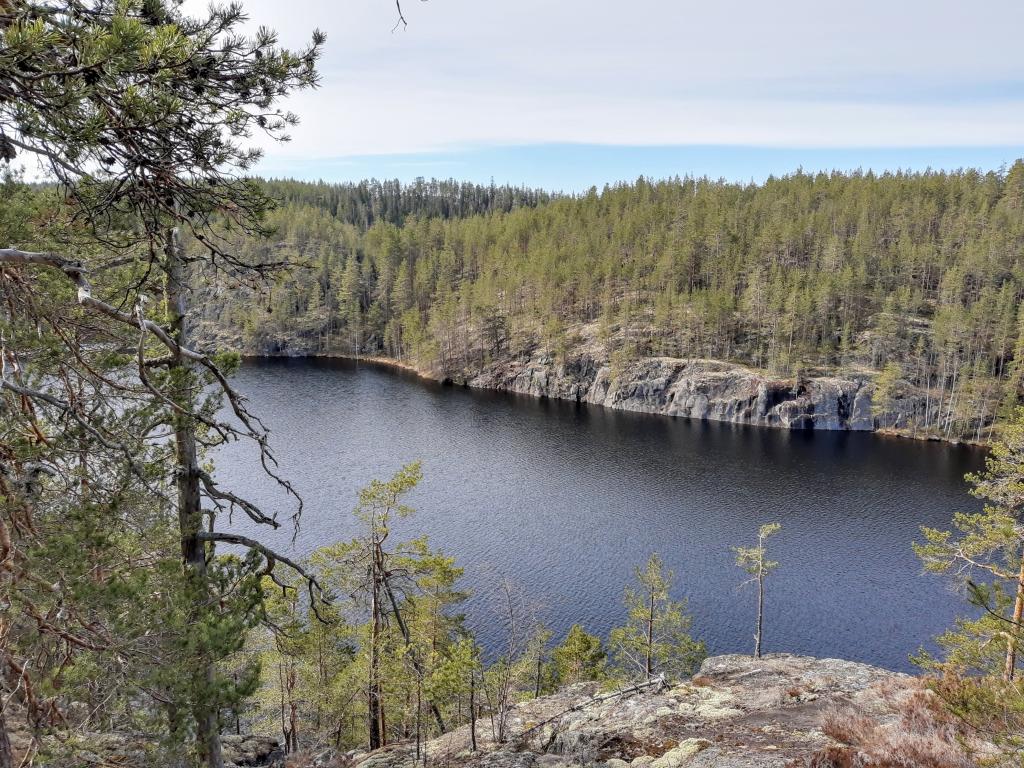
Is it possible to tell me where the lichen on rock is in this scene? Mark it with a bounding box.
[333,653,910,768]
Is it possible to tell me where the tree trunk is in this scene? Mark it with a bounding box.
[755,571,765,658]
[414,682,422,762]
[1005,554,1024,682]
[469,671,477,752]
[368,566,383,750]
[289,700,298,753]
[381,568,447,733]
[166,227,224,768]
[0,707,13,768]
[534,654,543,698]
[645,591,655,681]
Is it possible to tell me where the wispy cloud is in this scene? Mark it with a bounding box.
[182,0,1024,177]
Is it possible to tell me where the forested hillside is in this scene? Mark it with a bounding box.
[262,177,555,228]
[198,165,1024,442]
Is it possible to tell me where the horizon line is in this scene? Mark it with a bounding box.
[254,143,1024,194]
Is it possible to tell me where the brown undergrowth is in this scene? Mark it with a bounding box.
[806,680,982,768]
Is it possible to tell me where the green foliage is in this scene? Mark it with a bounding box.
[733,523,782,581]
[552,624,606,685]
[916,408,1024,760]
[609,554,706,682]
[250,465,473,754]
[733,523,781,657]
[0,0,326,761]
[355,460,423,528]
[916,409,1024,678]
[263,177,553,229]
[871,362,904,427]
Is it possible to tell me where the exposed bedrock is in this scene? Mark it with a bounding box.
[468,355,922,432]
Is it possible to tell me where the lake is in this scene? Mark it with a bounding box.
[215,357,985,672]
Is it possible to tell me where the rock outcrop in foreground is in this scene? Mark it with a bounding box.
[30,654,986,767]
[332,654,909,768]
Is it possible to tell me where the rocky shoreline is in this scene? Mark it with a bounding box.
[468,355,882,432]
[299,352,953,443]
[197,313,976,443]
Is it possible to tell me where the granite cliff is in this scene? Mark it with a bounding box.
[466,355,892,432]
[195,319,933,439]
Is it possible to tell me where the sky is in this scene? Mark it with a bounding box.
[182,0,1024,191]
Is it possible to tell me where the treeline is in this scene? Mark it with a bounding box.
[261,177,555,229]
[203,165,1024,443]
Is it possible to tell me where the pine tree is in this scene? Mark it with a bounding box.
[916,409,1024,681]
[733,523,782,658]
[0,4,325,763]
[872,362,903,429]
[552,625,606,685]
[609,554,706,682]
[310,463,464,749]
[915,408,1024,759]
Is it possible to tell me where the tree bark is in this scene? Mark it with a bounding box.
[645,591,655,681]
[1005,554,1024,682]
[755,570,764,659]
[534,654,542,698]
[166,227,224,768]
[469,671,477,752]
[0,707,13,768]
[368,564,383,750]
[380,573,447,733]
[288,699,298,753]
[414,682,421,762]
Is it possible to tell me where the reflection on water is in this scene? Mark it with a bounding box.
[215,357,985,671]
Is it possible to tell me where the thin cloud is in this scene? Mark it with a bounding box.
[179,0,1024,168]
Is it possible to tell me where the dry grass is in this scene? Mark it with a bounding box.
[807,682,977,768]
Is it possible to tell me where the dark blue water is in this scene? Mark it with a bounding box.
[215,357,984,672]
